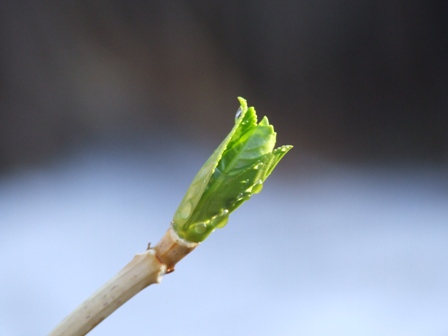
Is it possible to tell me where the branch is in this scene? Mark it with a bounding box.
[48,97,291,335]
[49,228,197,336]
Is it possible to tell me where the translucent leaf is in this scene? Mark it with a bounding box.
[172,97,292,242]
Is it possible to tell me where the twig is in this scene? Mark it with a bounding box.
[48,97,291,335]
[49,228,197,336]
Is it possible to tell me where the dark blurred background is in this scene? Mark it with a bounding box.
[1,0,447,171]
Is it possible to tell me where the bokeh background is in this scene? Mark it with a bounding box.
[1,1,447,335]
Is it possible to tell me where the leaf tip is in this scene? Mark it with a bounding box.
[237,97,248,111]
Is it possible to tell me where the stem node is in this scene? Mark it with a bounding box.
[154,226,198,273]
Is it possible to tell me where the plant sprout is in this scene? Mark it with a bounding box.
[49,97,292,335]
[173,97,292,242]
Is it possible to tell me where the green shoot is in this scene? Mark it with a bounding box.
[173,97,292,242]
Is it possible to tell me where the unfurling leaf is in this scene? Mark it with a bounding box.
[172,97,292,242]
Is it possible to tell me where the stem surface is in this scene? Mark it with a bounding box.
[49,250,165,336]
[49,228,197,335]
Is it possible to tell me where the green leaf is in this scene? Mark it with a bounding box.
[172,97,292,242]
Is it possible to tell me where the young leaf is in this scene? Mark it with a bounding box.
[172,97,292,242]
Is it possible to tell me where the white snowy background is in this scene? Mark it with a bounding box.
[1,140,447,336]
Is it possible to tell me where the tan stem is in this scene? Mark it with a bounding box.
[154,226,198,273]
[49,250,165,336]
[49,227,198,336]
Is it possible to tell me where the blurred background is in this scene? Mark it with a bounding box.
[1,1,447,335]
